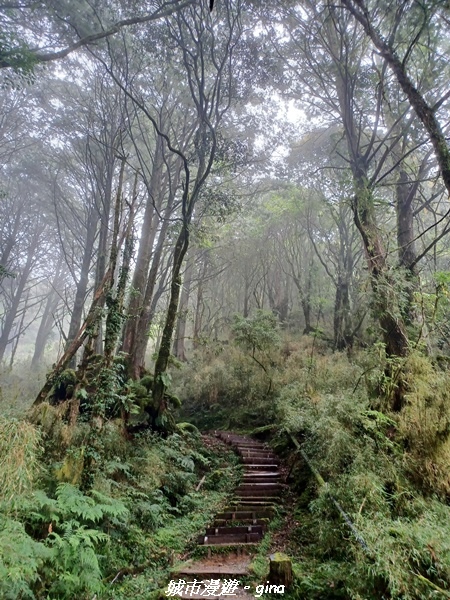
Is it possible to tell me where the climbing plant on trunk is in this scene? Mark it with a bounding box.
[99,0,243,428]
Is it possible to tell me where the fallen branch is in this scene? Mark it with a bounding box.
[195,475,206,491]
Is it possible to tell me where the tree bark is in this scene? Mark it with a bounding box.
[152,227,190,422]
[0,245,35,362]
[121,137,164,356]
[396,169,416,272]
[93,152,116,355]
[193,255,208,348]
[65,211,97,359]
[331,24,409,361]
[128,192,175,378]
[31,261,64,368]
[351,172,409,360]
[269,553,293,588]
[33,268,113,406]
[173,250,194,361]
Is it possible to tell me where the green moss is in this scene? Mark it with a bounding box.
[140,375,154,391]
[177,422,199,434]
[167,394,182,409]
[130,383,148,399]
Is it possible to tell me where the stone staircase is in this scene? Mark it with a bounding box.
[169,432,281,599]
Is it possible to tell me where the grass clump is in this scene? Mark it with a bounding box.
[0,416,42,506]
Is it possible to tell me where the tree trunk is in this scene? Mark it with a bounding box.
[152,227,189,423]
[332,32,409,362]
[128,199,174,378]
[301,296,312,335]
[103,158,127,364]
[334,277,351,350]
[121,137,164,355]
[352,173,409,359]
[193,256,208,348]
[269,553,293,588]
[93,153,116,355]
[0,254,34,363]
[65,212,97,361]
[173,250,194,361]
[9,291,29,368]
[396,169,416,272]
[33,267,114,406]
[31,263,64,368]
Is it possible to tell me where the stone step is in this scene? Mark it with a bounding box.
[235,442,267,447]
[174,568,250,579]
[227,501,277,510]
[201,542,260,550]
[242,475,281,483]
[198,532,262,544]
[216,433,260,444]
[235,490,280,499]
[215,509,274,520]
[243,463,279,471]
[225,501,276,508]
[241,456,277,464]
[173,430,281,597]
[242,472,282,479]
[238,447,273,452]
[236,441,268,446]
[226,440,265,448]
[236,442,267,448]
[239,453,276,460]
[236,482,282,491]
[205,525,264,536]
[213,518,269,527]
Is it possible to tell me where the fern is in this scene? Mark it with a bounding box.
[0,515,51,599]
[190,450,211,468]
[5,484,130,598]
[179,456,195,472]
[44,518,109,597]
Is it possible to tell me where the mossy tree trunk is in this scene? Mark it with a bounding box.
[331,25,409,359]
[152,227,190,424]
[33,268,114,406]
[351,170,409,359]
[173,250,194,361]
[326,12,409,408]
[65,211,97,366]
[104,164,137,365]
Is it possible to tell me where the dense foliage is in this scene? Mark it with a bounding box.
[0,415,240,599]
[174,332,450,599]
[1,0,450,598]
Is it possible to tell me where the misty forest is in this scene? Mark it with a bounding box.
[2,0,450,598]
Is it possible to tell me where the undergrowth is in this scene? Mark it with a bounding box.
[0,413,239,599]
[175,334,450,599]
[3,327,450,599]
